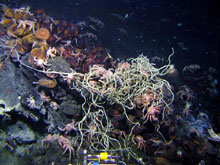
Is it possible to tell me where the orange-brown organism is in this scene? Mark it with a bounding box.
[34,79,57,88]
[22,33,36,45]
[3,6,14,18]
[35,28,50,41]
[1,19,14,27]
[29,47,46,65]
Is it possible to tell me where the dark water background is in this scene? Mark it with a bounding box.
[4,0,220,79]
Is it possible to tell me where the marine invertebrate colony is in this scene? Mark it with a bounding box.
[0,5,175,164]
[41,134,74,160]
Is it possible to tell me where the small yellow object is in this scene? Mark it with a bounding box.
[100,152,108,160]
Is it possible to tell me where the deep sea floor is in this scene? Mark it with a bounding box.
[0,0,220,164]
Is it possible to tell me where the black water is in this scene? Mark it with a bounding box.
[4,0,220,77]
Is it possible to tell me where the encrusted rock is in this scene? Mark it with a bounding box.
[0,58,32,115]
[47,56,72,73]
[60,100,81,117]
[20,91,42,110]
[6,121,36,144]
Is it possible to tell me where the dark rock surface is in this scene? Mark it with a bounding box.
[60,100,81,117]
[6,121,36,144]
[0,58,32,115]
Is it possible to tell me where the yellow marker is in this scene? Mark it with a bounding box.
[100,152,108,160]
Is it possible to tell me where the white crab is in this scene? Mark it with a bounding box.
[176,85,195,102]
[62,69,76,87]
[182,64,200,73]
[46,47,57,59]
[58,120,77,134]
[14,6,32,16]
[33,57,48,68]
[17,20,36,32]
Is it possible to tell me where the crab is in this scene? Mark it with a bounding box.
[41,134,74,161]
[17,20,36,32]
[132,135,147,153]
[116,62,130,72]
[58,120,77,134]
[33,57,48,68]
[133,90,155,108]
[90,65,113,82]
[88,80,98,86]
[57,46,66,56]
[140,68,151,79]
[87,16,104,27]
[86,122,98,142]
[41,134,59,146]
[182,64,200,73]
[46,47,57,59]
[39,91,51,102]
[62,69,76,87]
[62,40,72,47]
[143,104,161,123]
[88,80,99,93]
[57,135,74,161]
[45,69,57,79]
[14,6,32,16]
[176,85,195,102]
[109,129,126,138]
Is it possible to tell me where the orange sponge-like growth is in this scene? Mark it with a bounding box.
[29,47,45,63]
[35,28,50,41]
